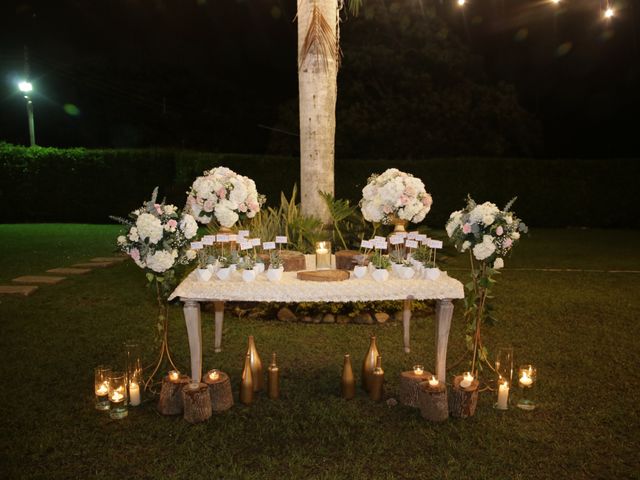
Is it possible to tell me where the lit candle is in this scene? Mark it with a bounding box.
[315,241,331,269]
[460,371,474,388]
[95,382,108,397]
[413,364,424,376]
[168,370,180,382]
[208,370,220,381]
[496,381,509,410]
[519,371,533,387]
[129,382,141,406]
[428,375,439,388]
[111,391,124,403]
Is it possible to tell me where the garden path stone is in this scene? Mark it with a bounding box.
[12,275,66,285]
[72,262,114,268]
[0,285,39,296]
[46,267,91,275]
[90,257,127,263]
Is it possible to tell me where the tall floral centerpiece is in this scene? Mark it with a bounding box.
[186,166,265,229]
[360,168,433,232]
[446,196,528,377]
[113,188,199,388]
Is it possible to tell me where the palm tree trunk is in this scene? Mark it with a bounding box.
[297,0,339,224]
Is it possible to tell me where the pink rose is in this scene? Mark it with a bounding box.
[462,223,472,234]
[154,203,163,214]
[383,205,393,214]
[187,195,196,206]
[165,219,177,231]
[504,238,513,248]
[248,202,259,212]
[496,226,504,236]
[238,203,248,212]
[203,200,215,212]
[217,188,226,198]
[130,248,140,261]
[422,194,433,207]
[400,195,409,205]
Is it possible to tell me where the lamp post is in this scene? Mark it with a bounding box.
[18,80,36,147]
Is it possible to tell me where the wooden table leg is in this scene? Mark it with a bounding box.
[435,299,454,383]
[183,300,202,383]
[214,301,225,353]
[403,298,412,353]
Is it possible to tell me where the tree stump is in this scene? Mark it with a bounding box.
[158,374,190,415]
[418,381,449,422]
[258,250,305,271]
[182,382,212,424]
[448,375,480,418]
[203,370,234,413]
[335,250,363,270]
[399,370,431,408]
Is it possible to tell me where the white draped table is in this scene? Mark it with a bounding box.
[169,270,464,382]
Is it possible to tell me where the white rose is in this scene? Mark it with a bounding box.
[482,215,495,226]
[461,241,471,252]
[136,213,164,244]
[493,257,504,270]
[117,235,127,245]
[186,249,197,261]
[163,205,178,215]
[179,214,198,239]
[145,249,178,273]
[473,235,496,261]
[214,204,239,228]
[512,232,521,240]
[128,227,139,242]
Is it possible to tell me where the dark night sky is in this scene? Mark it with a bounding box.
[0,0,638,157]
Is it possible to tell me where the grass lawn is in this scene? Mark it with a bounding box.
[1,225,639,479]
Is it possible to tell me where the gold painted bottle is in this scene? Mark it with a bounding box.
[247,335,263,392]
[341,354,355,399]
[362,336,379,392]
[268,353,279,400]
[240,353,254,405]
[369,355,384,402]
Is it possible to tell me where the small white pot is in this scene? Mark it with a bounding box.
[196,268,212,282]
[242,269,256,282]
[216,267,231,281]
[424,268,441,280]
[254,262,265,275]
[391,263,402,276]
[353,265,368,279]
[397,265,415,280]
[266,267,284,282]
[372,269,389,282]
[229,264,237,274]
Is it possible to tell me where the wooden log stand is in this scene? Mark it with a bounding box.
[418,381,449,422]
[203,370,234,412]
[448,375,480,418]
[158,374,190,415]
[399,370,432,408]
[335,250,363,270]
[182,382,212,424]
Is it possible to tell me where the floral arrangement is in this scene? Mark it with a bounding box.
[360,168,433,225]
[445,196,528,269]
[186,166,265,227]
[115,191,198,275]
[445,196,528,378]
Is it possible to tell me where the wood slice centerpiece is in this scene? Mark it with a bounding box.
[158,374,190,415]
[448,375,480,418]
[335,250,368,271]
[296,270,350,282]
[203,370,234,412]
[182,382,212,424]
[399,370,432,408]
[259,250,305,271]
[418,381,449,422]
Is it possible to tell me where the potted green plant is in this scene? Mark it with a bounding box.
[370,250,391,282]
[266,251,284,282]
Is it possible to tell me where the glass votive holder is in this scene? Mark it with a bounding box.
[108,371,128,419]
[125,341,142,407]
[494,377,510,411]
[315,241,331,270]
[94,365,111,411]
[517,364,537,411]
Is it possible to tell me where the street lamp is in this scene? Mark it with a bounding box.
[18,80,36,146]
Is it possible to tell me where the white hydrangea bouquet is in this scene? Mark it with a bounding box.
[186,166,265,228]
[445,196,528,378]
[360,168,433,229]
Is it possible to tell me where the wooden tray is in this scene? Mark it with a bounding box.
[297,270,350,282]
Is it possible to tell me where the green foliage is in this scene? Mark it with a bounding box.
[319,191,367,250]
[370,250,391,269]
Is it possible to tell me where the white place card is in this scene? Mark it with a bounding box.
[427,239,443,249]
[263,241,276,250]
[417,234,428,242]
[405,240,419,249]
[228,234,238,242]
[275,236,288,244]
[407,232,418,239]
[374,236,386,242]
[251,238,261,246]
[361,240,374,249]
[374,240,387,250]
[389,236,404,245]
[190,241,203,250]
[239,241,252,251]
[202,235,215,246]
[216,234,229,242]
[238,230,250,237]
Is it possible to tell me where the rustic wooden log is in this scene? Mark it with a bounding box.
[203,370,234,412]
[335,250,364,270]
[448,375,480,418]
[399,370,432,408]
[418,381,449,422]
[182,382,212,424]
[258,250,305,271]
[158,374,190,415]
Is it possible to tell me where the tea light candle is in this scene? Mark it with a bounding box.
[111,390,124,403]
[168,370,180,382]
[428,375,439,388]
[413,364,424,376]
[95,382,108,397]
[129,382,141,406]
[208,370,220,381]
[519,371,533,387]
[460,371,474,388]
[496,381,509,409]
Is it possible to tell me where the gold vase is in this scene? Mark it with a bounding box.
[240,353,254,405]
[388,215,408,233]
[368,355,384,402]
[362,336,380,392]
[247,335,263,392]
[268,353,279,400]
[341,354,356,400]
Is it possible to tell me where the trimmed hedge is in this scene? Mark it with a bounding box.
[1,143,637,228]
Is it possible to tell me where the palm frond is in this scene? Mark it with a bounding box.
[299,3,340,71]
